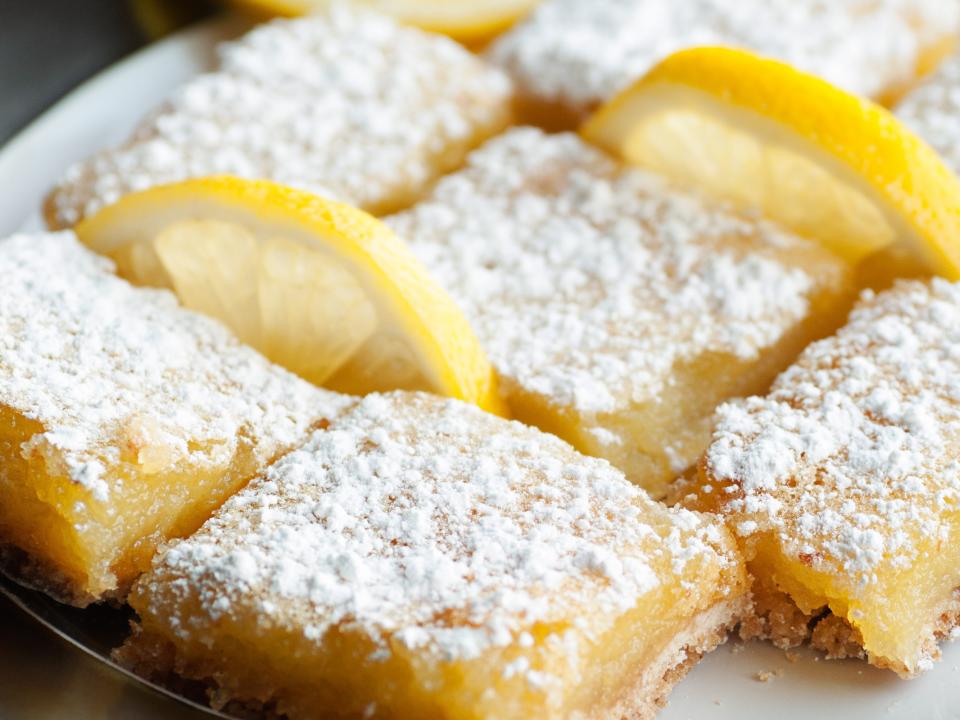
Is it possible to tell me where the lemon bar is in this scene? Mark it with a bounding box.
[681,278,960,676]
[490,0,959,127]
[0,231,351,606]
[388,128,855,498]
[46,6,513,228]
[120,391,747,719]
[898,48,960,173]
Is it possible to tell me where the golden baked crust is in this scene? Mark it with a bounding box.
[117,596,746,720]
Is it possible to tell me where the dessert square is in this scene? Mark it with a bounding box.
[388,128,855,498]
[0,231,351,605]
[120,391,747,719]
[490,0,959,128]
[681,278,960,676]
[898,48,960,174]
[46,6,513,227]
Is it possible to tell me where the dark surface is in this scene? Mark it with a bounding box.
[0,575,224,719]
[0,1,143,143]
[0,0,215,144]
[0,5,216,717]
[0,591,212,719]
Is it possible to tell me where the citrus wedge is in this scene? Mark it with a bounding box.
[75,176,506,415]
[581,46,960,278]
[228,0,538,43]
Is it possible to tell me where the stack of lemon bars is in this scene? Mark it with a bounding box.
[8,1,960,717]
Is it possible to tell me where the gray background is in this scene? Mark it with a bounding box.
[0,0,214,143]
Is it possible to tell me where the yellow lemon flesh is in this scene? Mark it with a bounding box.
[76,176,506,415]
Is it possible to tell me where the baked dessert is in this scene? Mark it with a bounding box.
[490,0,960,128]
[120,391,748,719]
[46,5,513,228]
[388,128,856,498]
[680,278,960,676]
[898,47,960,174]
[70,175,507,414]
[0,231,351,606]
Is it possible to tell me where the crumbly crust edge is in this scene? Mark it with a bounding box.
[0,543,101,608]
[741,584,960,678]
[114,594,748,719]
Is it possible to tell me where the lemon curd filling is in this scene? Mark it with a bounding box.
[0,231,349,605]
[121,392,748,719]
[389,128,854,498]
[681,278,960,676]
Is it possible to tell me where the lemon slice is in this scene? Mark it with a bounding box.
[229,0,538,43]
[75,176,506,415]
[581,46,960,278]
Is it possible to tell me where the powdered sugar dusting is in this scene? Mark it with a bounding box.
[50,5,512,225]
[898,49,960,174]
[0,231,351,500]
[389,129,843,416]
[490,0,958,117]
[706,279,960,585]
[137,392,738,673]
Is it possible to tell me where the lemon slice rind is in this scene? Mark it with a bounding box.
[75,176,506,415]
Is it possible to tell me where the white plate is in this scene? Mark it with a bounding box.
[1,15,958,720]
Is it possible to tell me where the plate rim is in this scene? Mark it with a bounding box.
[0,13,244,236]
[0,11,958,720]
[0,15,243,718]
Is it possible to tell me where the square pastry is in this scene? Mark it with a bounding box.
[682,278,960,676]
[388,128,855,498]
[47,6,513,226]
[121,392,747,719]
[0,231,351,605]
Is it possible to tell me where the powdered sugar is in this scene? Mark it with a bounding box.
[898,49,960,174]
[0,231,350,500]
[706,279,960,585]
[389,129,842,416]
[490,0,958,118]
[49,5,512,226]
[136,391,738,675]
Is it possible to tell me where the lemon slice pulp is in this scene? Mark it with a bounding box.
[76,176,506,414]
[582,46,960,277]
[230,0,538,43]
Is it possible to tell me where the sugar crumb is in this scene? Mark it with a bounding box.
[707,278,960,585]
